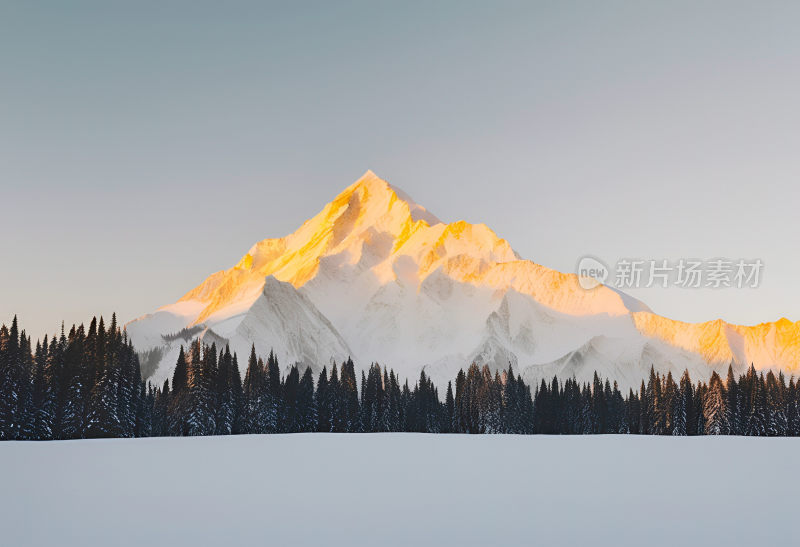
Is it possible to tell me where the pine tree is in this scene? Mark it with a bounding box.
[118,331,141,437]
[745,372,768,436]
[649,368,665,435]
[591,372,606,434]
[662,371,677,435]
[224,352,243,434]
[242,345,265,434]
[60,325,87,439]
[137,383,153,438]
[445,381,454,433]
[265,350,282,432]
[384,370,401,432]
[329,363,344,432]
[315,366,332,432]
[298,366,317,432]
[672,370,692,436]
[788,377,800,436]
[0,323,11,439]
[638,378,650,435]
[86,352,122,438]
[167,346,189,436]
[0,317,34,439]
[50,325,68,439]
[31,338,55,439]
[282,365,300,433]
[725,364,741,435]
[215,345,241,435]
[186,341,216,436]
[152,379,170,436]
[765,370,787,436]
[454,368,467,433]
[703,372,728,435]
[609,381,628,434]
[627,388,640,434]
[339,358,360,432]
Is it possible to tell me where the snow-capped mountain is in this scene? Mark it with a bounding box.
[126,171,800,390]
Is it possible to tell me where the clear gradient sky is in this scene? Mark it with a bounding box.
[2,1,800,340]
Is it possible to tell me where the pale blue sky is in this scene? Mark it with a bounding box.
[2,1,799,339]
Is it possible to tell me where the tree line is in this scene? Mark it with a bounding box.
[1,315,799,439]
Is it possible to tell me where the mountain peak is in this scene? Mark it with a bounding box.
[130,171,800,391]
[340,170,395,204]
[356,168,381,184]
[345,169,385,193]
[339,170,442,226]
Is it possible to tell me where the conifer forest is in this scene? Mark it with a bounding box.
[1,315,797,440]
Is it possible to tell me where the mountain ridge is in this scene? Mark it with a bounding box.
[126,171,800,389]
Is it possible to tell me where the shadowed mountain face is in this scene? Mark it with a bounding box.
[126,171,800,390]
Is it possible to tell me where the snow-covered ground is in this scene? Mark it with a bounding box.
[1,434,797,546]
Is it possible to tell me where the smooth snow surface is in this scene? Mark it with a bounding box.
[1,434,797,547]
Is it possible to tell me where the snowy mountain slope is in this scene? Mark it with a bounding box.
[632,313,800,373]
[126,170,800,390]
[128,276,352,386]
[520,334,733,392]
